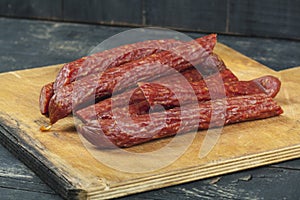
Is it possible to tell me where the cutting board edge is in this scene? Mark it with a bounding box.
[0,63,64,76]
[215,43,278,74]
[85,144,300,199]
[2,103,300,200]
[0,117,87,200]
[278,66,300,73]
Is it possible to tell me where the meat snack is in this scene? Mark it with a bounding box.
[54,34,217,90]
[75,73,280,122]
[40,39,186,115]
[75,68,238,122]
[48,35,223,124]
[40,33,283,149]
[77,94,283,148]
[53,40,179,91]
[40,34,218,116]
[39,82,54,115]
[137,75,281,109]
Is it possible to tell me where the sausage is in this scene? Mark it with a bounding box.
[75,68,238,122]
[138,75,281,110]
[39,39,186,116]
[40,35,217,115]
[40,34,217,116]
[48,35,224,124]
[53,34,217,91]
[53,39,186,91]
[39,82,54,115]
[75,73,278,123]
[178,53,238,81]
[77,94,283,148]
[253,75,281,98]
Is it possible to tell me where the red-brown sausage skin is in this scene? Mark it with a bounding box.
[76,73,281,123]
[39,39,186,116]
[77,94,283,148]
[39,33,283,150]
[49,35,221,124]
[39,82,54,115]
[138,75,281,110]
[253,75,281,98]
[75,68,238,122]
[53,39,188,91]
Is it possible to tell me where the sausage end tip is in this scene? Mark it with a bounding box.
[40,125,52,132]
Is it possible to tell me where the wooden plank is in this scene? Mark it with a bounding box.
[121,166,300,200]
[63,0,143,25]
[0,18,130,73]
[144,0,228,32]
[0,188,61,200]
[0,43,299,199]
[0,0,62,20]
[0,124,84,199]
[216,35,300,71]
[1,1,300,40]
[1,17,300,74]
[0,145,57,194]
[271,159,300,170]
[228,0,300,39]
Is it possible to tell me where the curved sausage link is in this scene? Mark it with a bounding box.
[139,75,281,110]
[39,39,184,116]
[39,82,54,115]
[53,39,186,91]
[75,68,238,122]
[78,94,283,148]
[253,75,281,98]
[49,35,221,124]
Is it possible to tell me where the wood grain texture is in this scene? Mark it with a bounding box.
[63,0,142,25]
[0,1,299,39]
[0,43,299,199]
[0,144,61,199]
[144,0,227,32]
[228,0,300,39]
[0,18,129,73]
[118,166,300,200]
[0,0,62,19]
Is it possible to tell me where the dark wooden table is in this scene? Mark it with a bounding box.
[0,17,300,200]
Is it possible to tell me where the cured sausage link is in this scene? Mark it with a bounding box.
[39,82,54,115]
[77,94,283,148]
[139,75,281,109]
[39,39,193,115]
[53,39,190,91]
[75,68,238,122]
[54,34,217,90]
[40,35,217,115]
[49,35,222,124]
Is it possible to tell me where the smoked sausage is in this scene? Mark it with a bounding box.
[77,94,283,148]
[48,35,223,124]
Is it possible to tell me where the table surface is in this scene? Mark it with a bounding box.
[0,17,300,200]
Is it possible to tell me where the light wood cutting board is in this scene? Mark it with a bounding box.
[0,43,299,199]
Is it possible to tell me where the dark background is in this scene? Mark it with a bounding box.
[0,0,299,40]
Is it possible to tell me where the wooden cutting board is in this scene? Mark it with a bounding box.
[0,43,300,199]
